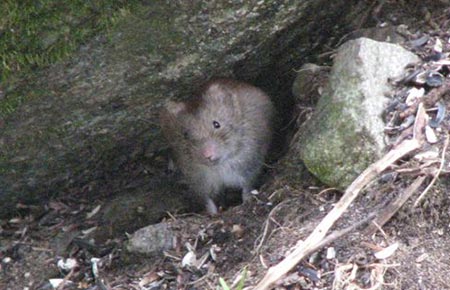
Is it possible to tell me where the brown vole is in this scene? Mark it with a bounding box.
[160,78,274,214]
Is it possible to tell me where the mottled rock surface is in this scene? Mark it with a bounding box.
[0,0,364,218]
[298,38,419,188]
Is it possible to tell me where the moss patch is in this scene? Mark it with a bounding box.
[0,0,138,78]
[300,98,378,189]
[0,0,138,116]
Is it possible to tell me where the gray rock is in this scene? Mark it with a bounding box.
[126,222,174,255]
[125,216,205,255]
[298,38,420,189]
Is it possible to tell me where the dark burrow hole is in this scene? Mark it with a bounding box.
[98,6,355,237]
[177,15,346,212]
[204,63,324,209]
[164,66,301,212]
[154,0,372,215]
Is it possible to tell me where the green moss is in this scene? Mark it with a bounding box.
[0,0,138,77]
[0,0,139,116]
[300,97,378,189]
[0,83,41,116]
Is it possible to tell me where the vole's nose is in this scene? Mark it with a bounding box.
[201,142,218,161]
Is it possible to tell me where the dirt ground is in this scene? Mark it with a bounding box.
[3,2,450,290]
[3,168,450,290]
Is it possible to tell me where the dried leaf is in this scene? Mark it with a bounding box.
[374,242,399,259]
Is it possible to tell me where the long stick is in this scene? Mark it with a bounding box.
[253,104,426,290]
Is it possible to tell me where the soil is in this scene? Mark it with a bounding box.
[3,2,450,290]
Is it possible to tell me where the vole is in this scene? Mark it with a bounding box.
[160,78,274,214]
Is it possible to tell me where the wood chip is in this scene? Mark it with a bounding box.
[374,242,399,259]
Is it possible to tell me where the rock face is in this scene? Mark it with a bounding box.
[297,38,419,189]
[0,0,373,218]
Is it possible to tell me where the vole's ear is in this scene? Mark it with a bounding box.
[165,101,186,116]
[205,81,235,107]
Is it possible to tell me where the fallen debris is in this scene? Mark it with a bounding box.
[254,104,426,290]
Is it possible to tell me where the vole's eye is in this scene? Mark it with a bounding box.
[213,120,221,129]
[182,130,189,139]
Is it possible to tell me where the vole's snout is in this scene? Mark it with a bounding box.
[201,141,219,162]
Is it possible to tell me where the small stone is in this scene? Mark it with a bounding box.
[326,247,336,259]
[231,224,244,238]
[57,258,78,271]
[126,222,174,255]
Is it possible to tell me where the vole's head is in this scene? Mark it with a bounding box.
[160,83,243,165]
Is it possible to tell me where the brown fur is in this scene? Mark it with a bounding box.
[160,78,274,213]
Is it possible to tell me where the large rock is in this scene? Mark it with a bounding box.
[297,38,419,189]
[0,1,375,218]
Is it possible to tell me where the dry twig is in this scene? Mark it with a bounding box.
[365,175,427,236]
[414,132,450,206]
[313,212,376,252]
[254,199,289,253]
[56,268,75,290]
[253,104,426,290]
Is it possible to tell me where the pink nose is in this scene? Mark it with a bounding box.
[201,143,218,161]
